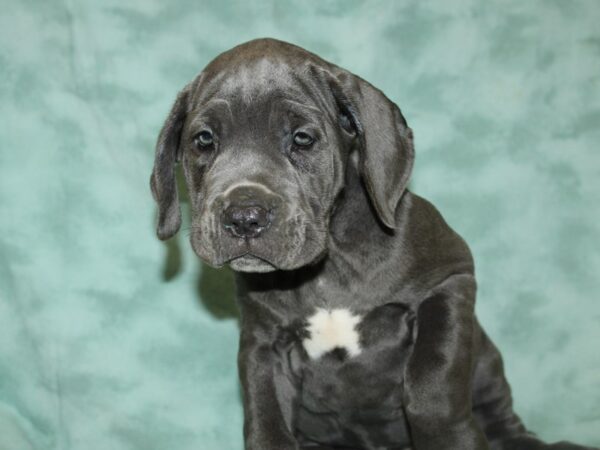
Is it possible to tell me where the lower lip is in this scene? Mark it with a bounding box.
[228,255,277,273]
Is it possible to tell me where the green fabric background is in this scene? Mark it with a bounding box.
[1,1,599,449]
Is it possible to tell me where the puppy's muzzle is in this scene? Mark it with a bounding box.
[220,185,277,239]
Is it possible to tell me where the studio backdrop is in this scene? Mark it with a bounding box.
[0,1,599,449]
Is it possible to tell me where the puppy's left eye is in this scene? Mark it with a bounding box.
[293,131,314,148]
[193,130,214,149]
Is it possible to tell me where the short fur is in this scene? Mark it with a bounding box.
[150,38,596,450]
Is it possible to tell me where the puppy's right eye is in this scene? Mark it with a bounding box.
[193,130,214,149]
[293,131,314,148]
[339,112,355,136]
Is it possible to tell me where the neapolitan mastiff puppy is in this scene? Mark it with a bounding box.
[150,38,596,450]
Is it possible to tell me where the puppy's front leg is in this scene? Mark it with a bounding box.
[404,273,489,450]
[238,311,299,450]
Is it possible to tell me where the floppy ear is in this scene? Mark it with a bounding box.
[328,70,415,229]
[150,84,191,240]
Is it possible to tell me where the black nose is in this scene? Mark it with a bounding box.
[223,205,271,238]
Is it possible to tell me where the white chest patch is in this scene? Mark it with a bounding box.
[303,308,362,360]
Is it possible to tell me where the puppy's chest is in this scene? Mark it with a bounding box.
[279,276,415,363]
[274,303,415,447]
[302,307,362,360]
[274,302,414,377]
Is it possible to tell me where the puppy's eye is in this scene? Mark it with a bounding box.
[339,112,355,135]
[293,131,314,148]
[193,130,214,149]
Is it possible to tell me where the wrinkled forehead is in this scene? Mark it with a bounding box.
[189,56,334,117]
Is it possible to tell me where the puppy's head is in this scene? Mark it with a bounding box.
[150,38,414,273]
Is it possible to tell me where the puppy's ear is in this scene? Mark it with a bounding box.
[150,84,191,240]
[328,69,414,229]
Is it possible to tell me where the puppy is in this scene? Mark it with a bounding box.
[150,38,596,450]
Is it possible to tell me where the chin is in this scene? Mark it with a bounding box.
[228,255,279,273]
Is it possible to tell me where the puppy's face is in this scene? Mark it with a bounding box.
[181,62,352,272]
[150,39,415,273]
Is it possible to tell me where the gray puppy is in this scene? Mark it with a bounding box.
[150,38,596,450]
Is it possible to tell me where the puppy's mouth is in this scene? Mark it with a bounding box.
[226,254,278,273]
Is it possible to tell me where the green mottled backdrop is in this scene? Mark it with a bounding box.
[1,1,599,449]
